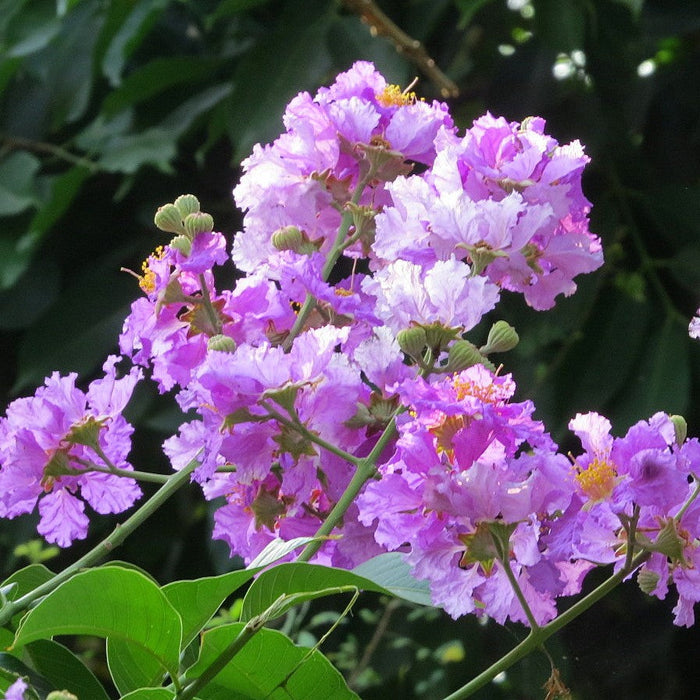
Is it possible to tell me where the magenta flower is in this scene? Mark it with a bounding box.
[0,357,142,547]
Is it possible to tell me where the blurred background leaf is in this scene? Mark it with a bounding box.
[0,1,699,698]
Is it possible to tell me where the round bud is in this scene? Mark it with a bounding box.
[445,340,483,372]
[637,568,661,595]
[480,320,519,355]
[184,211,214,238]
[208,334,237,353]
[174,194,200,217]
[47,692,79,700]
[170,234,192,257]
[272,225,304,251]
[396,326,427,360]
[154,203,184,234]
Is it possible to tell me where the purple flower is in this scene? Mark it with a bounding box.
[372,114,603,309]
[690,309,700,339]
[0,356,142,547]
[232,61,454,273]
[5,678,29,700]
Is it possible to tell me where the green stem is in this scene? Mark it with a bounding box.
[0,458,199,627]
[88,463,170,484]
[499,558,541,632]
[282,177,371,352]
[198,273,222,335]
[177,618,266,700]
[297,413,399,563]
[259,401,362,466]
[443,549,650,699]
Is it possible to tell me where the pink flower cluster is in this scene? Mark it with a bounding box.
[2,62,699,629]
[0,357,142,546]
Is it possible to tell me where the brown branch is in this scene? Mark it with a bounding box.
[342,0,459,98]
[1,134,99,172]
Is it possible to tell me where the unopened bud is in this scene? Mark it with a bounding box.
[154,203,185,234]
[670,415,687,447]
[272,225,304,251]
[47,692,79,700]
[170,234,192,257]
[480,320,519,355]
[184,211,214,239]
[637,567,661,595]
[174,194,200,217]
[423,322,460,353]
[445,340,483,372]
[207,334,236,353]
[396,326,427,360]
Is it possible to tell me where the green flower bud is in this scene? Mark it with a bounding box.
[154,203,185,234]
[480,320,519,355]
[174,194,200,217]
[47,690,79,700]
[670,414,688,447]
[272,225,304,251]
[637,567,661,595]
[170,234,192,257]
[184,211,214,238]
[396,326,428,360]
[423,322,461,353]
[207,334,236,353]
[445,340,483,372]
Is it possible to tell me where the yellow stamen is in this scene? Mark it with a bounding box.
[575,457,618,502]
[376,83,421,107]
[139,246,166,294]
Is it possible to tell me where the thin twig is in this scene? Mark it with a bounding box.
[341,0,459,98]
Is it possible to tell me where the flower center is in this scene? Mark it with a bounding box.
[575,457,617,502]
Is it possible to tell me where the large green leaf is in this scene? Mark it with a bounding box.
[106,637,166,697]
[241,556,432,621]
[12,567,183,679]
[100,0,169,87]
[121,690,176,700]
[1,563,54,601]
[184,623,358,700]
[0,152,41,215]
[23,638,111,700]
[162,569,257,649]
[353,552,433,605]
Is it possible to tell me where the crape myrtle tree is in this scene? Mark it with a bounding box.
[1,1,699,699]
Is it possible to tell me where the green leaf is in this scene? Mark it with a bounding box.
[241,557,432,621]
[121,690,177,700]
[162,569,258,649]
[97,127,177,174]
[247,536,319,569]
[12,567,182,679]
[23,638,111,700]
[4,4,61,58]
[0,152,41,215]
[1,563,54,601]
[185,623,358,699]
[100,0,169,87]
[103,56,222,116]
[106,637,165,697]
[353,552,433,605]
